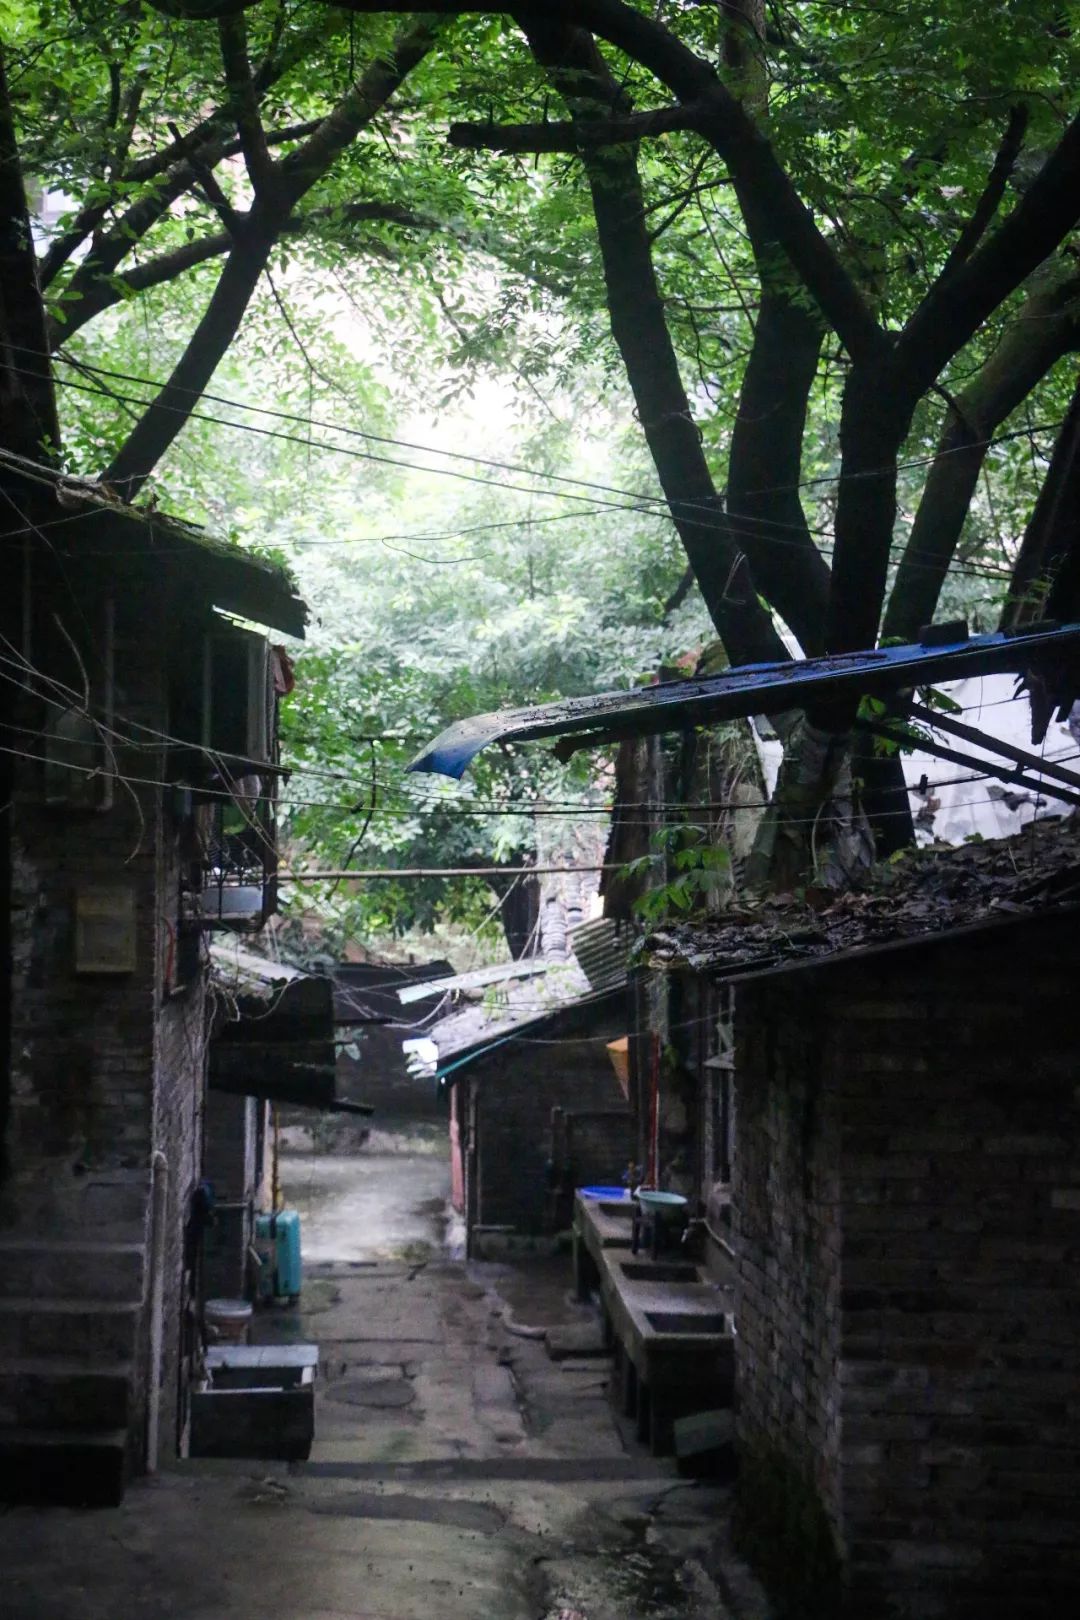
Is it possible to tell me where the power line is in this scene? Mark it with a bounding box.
[4,731,1057,834]
[1,352,1037,581]
[281,863,619,880]
[33,343,1067,516]
[5,621,1073,824]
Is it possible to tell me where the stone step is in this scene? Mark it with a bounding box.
[0,1359,132,1431]
[0,1239,146,1302]
[0,1299,143,1361]
[0,1168,150,1242]
[0,1426,129,1506]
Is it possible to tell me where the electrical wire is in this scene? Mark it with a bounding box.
[5,616,1077,827]
[4,652,1075,831]
[2,730,1065,839]
[0,356,1037,583]
[23,343,1067,522]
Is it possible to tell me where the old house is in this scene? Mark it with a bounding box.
[635,818,1080,1617]
[0,453,305,1502]
[411,916,631,1255]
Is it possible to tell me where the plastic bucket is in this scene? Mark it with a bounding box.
[205,1298,253,1345]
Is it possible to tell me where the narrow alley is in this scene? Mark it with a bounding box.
[0,1121,761,1620]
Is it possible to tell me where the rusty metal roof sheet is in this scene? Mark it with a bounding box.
[408,624,1080,779]
[568,917,632,994]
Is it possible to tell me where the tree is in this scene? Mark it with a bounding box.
[129,0,1080,887]
[12,0,1080,895]
[1,2,536,488]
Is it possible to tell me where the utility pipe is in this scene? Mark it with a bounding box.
[145,1149,169,1474]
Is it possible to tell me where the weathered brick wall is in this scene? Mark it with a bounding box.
[733,910,1080,1619]
[2,594,207,1475]
[202,1090,256,1299]
[733,976,843,1613]
[151,952,207,1463]
[471,995,630,1239]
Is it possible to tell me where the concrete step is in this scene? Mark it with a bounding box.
[0,1359,132,1431]
[0,1299,143,1361]
[0,1239,145,1302]
[0,1168,150,1243]
[0,1426,128,1505]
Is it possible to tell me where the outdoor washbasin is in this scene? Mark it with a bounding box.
[190,1344,318,1461]
[644,1310,727,1335]
[619,1261,700,1283]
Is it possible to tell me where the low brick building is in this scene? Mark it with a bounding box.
[414,920,632,1254]
[0,455,305,1500]
[448,989,631,1254]
[635,819,1080,1616]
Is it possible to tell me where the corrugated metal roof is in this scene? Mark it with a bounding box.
[396,958,548,1003]
[332,959,453,1025]
[416,927,629,1080]
[408,625,1080,778]
[568,917,631,993]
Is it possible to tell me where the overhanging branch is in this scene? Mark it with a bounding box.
[939,103,1029,280]
[448,103,705,154]
[899,107,1080,392]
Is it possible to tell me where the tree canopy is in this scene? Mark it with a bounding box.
[4,0,1080,923]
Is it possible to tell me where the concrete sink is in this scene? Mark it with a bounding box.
[618,1261,699,1283]
[644,1310,727,1335]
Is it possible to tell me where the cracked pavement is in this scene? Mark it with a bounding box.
[0,1129,766,1620]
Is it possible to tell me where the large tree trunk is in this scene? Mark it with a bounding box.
[1000,367,1080,630]
[725,290,829,654]
[517,14,788,666]
[722,0,829,655]
[0,47,60,463]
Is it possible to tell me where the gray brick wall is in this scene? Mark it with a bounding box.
[469,994,631,1240]
[733,976,843,1584]
[733,910,1080,1618]
[2,597,208,1477]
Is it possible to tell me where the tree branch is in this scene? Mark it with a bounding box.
[899,106,1080,394]
[150,0,887,365]
[883,265,1080,643]
[102,20,444,496]
[277,16,444,208]
[448,103,705,154]
[49,197,550,342]
[37,19,323,288]
[516,11,788,666]
[939,103,1029,280]
[218,10,275,195]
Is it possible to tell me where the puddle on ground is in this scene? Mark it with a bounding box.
[325,1378,416,1409]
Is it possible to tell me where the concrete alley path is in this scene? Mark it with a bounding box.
[0,1132,763,1620]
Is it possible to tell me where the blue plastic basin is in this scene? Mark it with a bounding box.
[579,1185,628,1200]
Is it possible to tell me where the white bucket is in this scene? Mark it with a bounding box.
[204,1298,253,1345]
